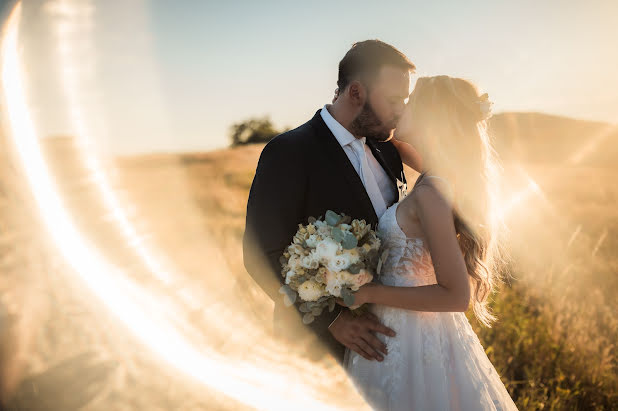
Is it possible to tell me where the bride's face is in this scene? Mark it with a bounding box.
[394,101,425,150]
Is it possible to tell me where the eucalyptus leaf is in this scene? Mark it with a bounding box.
[299,302,311,313]
[289,292,298,305]
[341,287,356,307]
[279,285,292,295]
[311,307,323,316]
[328,298,336,312]
[283,294,294,307]
[342,232,358,249]
[302,313,315,325]
[344,294,356,308]
[325,210,341,226]
[282,287,297,305]
[348,263,363,274]
[331,227,344,242]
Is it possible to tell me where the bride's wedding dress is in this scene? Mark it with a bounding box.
[344,199,518,411]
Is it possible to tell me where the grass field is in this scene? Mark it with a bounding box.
[0,135,616,410]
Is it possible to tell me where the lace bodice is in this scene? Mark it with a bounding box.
[376,201,437,287]
[345,197,518,411]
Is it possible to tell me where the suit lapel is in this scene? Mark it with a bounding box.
[308,110,378,223]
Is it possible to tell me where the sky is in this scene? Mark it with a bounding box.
[8,0,618,155]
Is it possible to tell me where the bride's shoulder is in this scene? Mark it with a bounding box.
[410,175,455,210]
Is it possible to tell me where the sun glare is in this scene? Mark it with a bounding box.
[0,3,366,410]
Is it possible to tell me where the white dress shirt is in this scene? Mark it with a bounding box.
[320,105,397,218]
[321,104,398,330]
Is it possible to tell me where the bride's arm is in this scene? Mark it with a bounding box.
[352,181,471,312]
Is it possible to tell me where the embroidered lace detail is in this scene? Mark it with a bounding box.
[344,201,518,410]
[376,202,437,288]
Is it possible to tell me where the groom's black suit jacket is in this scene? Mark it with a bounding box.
[242,108,407,364]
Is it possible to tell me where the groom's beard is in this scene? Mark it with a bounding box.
[350,100,398,142]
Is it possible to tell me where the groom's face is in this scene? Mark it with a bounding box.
[353,65,410,142]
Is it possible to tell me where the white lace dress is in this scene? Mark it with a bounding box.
[344,201,518,411]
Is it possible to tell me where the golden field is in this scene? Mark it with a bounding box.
[0,112,616,410]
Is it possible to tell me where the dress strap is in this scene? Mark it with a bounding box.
[413,173,454,201]
[412,171,428,190]
[424,175,451,185]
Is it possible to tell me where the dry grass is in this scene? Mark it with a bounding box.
[0,135,616,410]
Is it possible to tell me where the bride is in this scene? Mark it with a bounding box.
[340,76,518,410]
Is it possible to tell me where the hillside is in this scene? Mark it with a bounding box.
[489,112,617,167]
[218,111,618,167]
[0,111,616,409]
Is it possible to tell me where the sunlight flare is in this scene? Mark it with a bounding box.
[0,3,366,410]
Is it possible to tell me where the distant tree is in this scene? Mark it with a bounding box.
[229,116,286,146]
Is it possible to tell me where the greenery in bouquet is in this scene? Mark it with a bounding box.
[278,210,382,324]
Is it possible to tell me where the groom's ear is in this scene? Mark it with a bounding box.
[348,80,366,106]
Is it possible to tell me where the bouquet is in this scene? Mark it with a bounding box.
[278,210,382,324]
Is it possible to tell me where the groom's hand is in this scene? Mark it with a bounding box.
[328,310,396,361]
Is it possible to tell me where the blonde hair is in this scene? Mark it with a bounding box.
[407,75,505,327]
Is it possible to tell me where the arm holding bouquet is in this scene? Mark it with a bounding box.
[243,137,394,362]
[337,180,471,313]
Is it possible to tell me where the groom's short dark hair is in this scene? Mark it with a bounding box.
[338,40,415,91]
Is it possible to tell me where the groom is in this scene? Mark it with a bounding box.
[243,40,415,364]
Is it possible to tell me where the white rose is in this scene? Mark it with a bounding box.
[298,280,325,302]
[341,249,361,265]
[327,255,350,272]
[326,283,342,297]
[337,270,355,285]
[323,269,373,295]
[315,238,340,261]
[317,224,332,237]
[301,253,319,270]
[346,269,373,291]
[324,269,344,297]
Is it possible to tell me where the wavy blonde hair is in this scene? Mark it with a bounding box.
[407,75,505,327]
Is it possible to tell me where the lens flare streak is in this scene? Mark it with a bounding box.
[1,4,364,410]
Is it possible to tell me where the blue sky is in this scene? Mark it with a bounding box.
[13,0,618,154]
